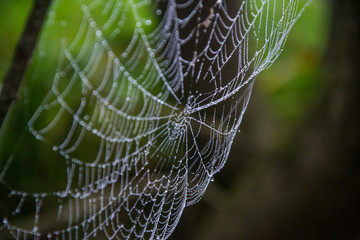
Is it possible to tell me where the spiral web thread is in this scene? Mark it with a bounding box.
[0,0,310,239]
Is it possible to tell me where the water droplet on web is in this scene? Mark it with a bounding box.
[146,20,152,25]
[126,97,130,101]
[136,22,142,28]
[39,50,46,58]
[90,20,96,28]
[156,9,162,15]
[32,226,38,233]
[53,146,58,151]
[122,52,128,58]
[210,177,215,182]
[49,11,56,19]
[114,28,120,35]
[47,233,52,239]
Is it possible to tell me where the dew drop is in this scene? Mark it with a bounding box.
[39,50,46,58]
[136,22,142,28]
[49,11,56,19]
[114,28,120,35]
[156,9,162,15]
[60,20,67,27]
[145,20,152,25]
[90,20,96,28]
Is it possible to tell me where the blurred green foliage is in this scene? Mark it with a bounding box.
[256,0,331,148]
[260,0,330,121]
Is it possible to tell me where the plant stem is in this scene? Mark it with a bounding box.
[0,0,52,128]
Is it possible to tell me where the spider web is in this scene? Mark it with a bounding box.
[0,0,310,239]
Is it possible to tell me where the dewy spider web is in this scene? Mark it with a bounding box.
[0,0,310,239]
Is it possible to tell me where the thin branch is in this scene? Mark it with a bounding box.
[0,0,52,128]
